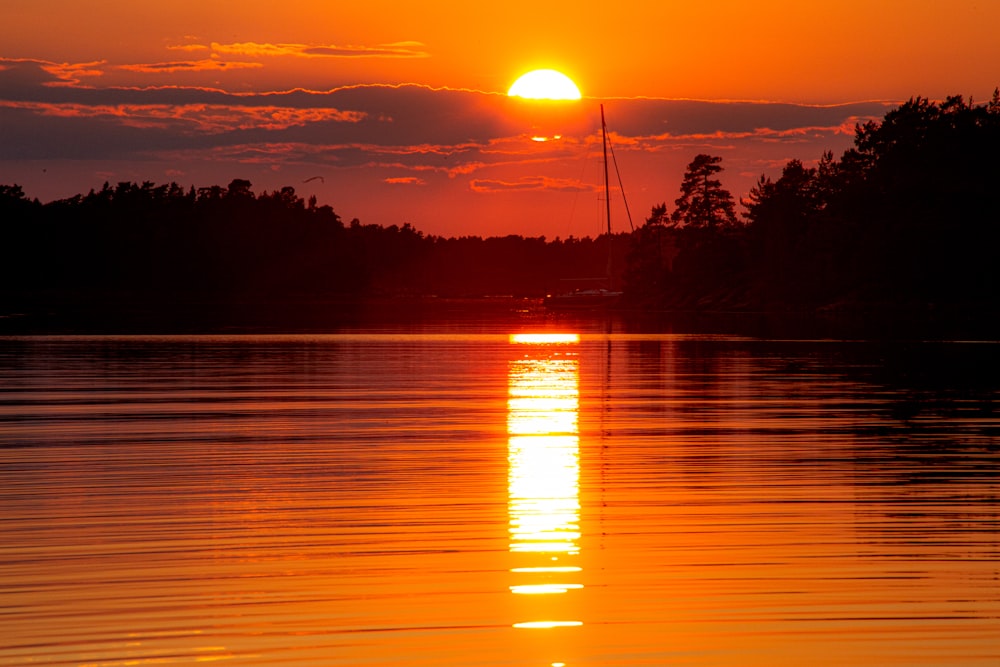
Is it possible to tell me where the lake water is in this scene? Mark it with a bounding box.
[2,317,998,666]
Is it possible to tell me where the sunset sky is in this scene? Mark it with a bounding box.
[2,0,997,238]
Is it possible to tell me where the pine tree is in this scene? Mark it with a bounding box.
[988,87,1000,115]
[671,154,738,230]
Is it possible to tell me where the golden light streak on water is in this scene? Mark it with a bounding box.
[512,621,584,629]
[510,583,584,594]
[507,335,583,640]
[510,567,582,574]
[509,333,580,345]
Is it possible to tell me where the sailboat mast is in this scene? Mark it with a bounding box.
[601,104,611,237]
[601,104,613,288]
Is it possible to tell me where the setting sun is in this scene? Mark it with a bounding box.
[508,69,582,100]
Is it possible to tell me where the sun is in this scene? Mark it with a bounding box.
[508,69,582,100]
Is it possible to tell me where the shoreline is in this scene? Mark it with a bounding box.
[2,294,998,340]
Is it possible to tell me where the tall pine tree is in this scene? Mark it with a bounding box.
[671,154,738,230]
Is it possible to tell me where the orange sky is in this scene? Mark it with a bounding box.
[2,0,998,237]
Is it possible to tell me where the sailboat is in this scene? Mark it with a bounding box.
[544,104,625,309]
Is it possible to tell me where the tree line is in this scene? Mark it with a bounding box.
[2,90,998,323]
[0,178,618,309]
[625,90,1000,311]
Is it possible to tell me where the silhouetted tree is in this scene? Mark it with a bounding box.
[671,154,738,230]
[226,178,254,200]
[988,87,1000,115]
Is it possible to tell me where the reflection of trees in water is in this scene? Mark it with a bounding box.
[879,343,996,409]
[613,334,997,562]
[619,335,998,473]
[842,345,998,551]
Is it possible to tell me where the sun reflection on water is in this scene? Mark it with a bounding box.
[507,333,583,637]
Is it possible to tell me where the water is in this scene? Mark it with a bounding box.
[1,327,998,666]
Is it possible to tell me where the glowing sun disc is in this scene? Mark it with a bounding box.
[508,70,582,100]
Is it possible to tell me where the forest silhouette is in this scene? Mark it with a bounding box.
[625,91,1000,312]
[2,91,998,329]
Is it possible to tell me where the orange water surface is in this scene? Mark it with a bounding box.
[1,332,997,665]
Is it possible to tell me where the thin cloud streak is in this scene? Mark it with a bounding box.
[0,58,107,87]
[1,100,365,133]
[173,41,431,60]
[470,176,597,193]
[385,176,426,185]
[120,60,264,74]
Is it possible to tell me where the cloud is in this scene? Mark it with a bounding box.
[0,58,107,88]
[301,44,429,58]
[384,176,426,185]
[1,99,364,134]
[42,61,106,86]
[0,60,890,148]
[208,42,307,58]
[167,44,210,53]
[470,176,596,193]
[0,63,897,236]
[0,65,890,168]
[119,59,264,74]
[177,41,431,59]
